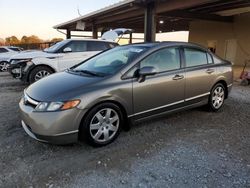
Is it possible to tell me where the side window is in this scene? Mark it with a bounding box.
[213,55,223,64]
[87,41,107,51]
[140,47,180,72]
[184,48,208,67]
[0,48,8,53]
[65,41,87,52]
[207,53,213,64]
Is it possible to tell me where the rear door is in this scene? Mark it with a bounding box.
[183,47,216,102]
[132,47,185,117]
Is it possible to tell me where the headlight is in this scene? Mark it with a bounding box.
[35,100,80,112]
[10,59,32,64]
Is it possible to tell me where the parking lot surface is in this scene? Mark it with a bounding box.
[0,72,250,188]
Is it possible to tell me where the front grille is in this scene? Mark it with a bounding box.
[24,92,39,108]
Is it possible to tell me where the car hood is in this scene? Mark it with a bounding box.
[26,71,104,102]
[0,52,19,61]
[10,50,58,60]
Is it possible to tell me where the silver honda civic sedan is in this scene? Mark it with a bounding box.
[19,42,233,146]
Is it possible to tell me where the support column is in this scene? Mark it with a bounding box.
[66,29,71,39]
[129,32,133,44]
[144,2,156,42]
[92,24,98,39]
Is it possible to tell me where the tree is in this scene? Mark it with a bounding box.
[0,38,5,46]
[20,36,29,44]
[50,38,63,43]
[26,35,43,43]
[5,36,19,45]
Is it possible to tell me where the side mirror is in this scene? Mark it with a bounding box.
[63,47,72,53]
[138,66,157,82]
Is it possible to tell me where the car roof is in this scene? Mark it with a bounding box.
[121,41,207,51]
[0,46,20,49]
[64,38,117,43]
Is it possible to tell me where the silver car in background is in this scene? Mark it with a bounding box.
[19,42,233,146]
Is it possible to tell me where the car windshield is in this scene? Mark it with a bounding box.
[9,47,22,52]
[44,40,68,53]
[72,46,149,76]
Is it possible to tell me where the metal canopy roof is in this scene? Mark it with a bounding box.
[54,0,250,33]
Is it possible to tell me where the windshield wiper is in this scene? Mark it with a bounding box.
[72,69,103,77]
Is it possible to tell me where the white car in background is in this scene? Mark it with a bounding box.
[9,28,132,83]
[0,46,22,71]
[9,39,118,83]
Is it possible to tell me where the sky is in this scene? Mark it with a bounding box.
[0,0,121,40]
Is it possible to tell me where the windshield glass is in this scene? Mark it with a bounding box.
[44,40,68,53]
[9,47,21,52]
[73,46,149,75]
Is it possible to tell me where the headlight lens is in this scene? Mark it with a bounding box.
[35,100,80,112]
[10,59,32,64]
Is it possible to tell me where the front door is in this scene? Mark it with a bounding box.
[132,47,185,117]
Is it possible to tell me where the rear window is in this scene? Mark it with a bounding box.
[207,53,213,64]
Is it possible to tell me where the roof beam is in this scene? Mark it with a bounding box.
[95,9,144,24]
[155,0,215,14]
[161,10,233,22]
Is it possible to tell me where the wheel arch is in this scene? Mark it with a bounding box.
[212,80,228,99]
[78,100,130,133]
[26,64,56,82]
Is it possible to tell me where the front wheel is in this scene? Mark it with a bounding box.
[0,61,9,72]
[80,103,123,147]
[207,83,226,112]
[29,66,53,83]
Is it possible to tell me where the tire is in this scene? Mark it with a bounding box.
[29,66,54,83]
[0,61,9,72]
[207,83,226,112]
[79,103,123,147]
[241,79,250,86]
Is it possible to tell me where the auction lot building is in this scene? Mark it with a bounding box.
[54,0,250,66]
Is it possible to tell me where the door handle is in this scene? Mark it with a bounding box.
[206,68,215,74]
[172,74,184,80]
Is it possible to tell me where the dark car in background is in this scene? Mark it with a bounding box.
[19,42,233,146]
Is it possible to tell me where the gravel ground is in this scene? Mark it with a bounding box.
[0,72,250,188]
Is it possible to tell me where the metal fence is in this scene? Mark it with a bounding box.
[10,42,55,50]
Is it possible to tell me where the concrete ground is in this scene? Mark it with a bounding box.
[0,71,250,188]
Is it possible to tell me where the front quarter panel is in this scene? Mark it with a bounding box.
[32,56,60,72]
[76,76,133,116]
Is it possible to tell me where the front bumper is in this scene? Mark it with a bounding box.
[19,97,86,145]
[21,121,78,144]
[8,62,35,82]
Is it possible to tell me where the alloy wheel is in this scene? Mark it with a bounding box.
[0,62,9,72]
[34,70,50,81]
[212,86,225,109]
[89,108,120,143]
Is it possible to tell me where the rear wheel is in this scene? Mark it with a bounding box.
[80,103,123,147]
[0,61,9,72]
[29,66,53,83]
[207,83,225,112]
